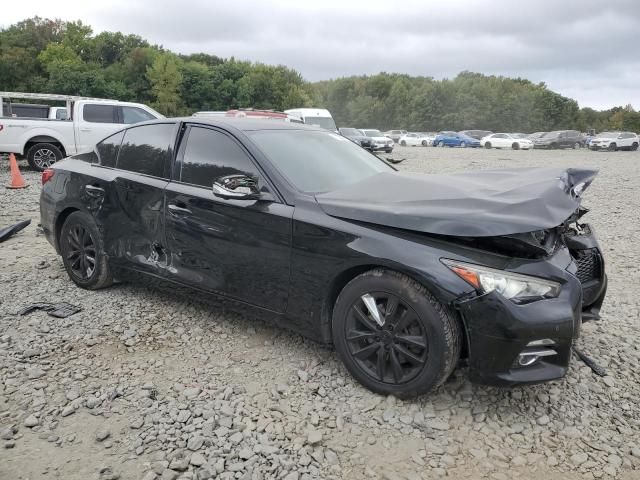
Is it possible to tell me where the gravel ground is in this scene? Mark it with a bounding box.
[1,147,639,480]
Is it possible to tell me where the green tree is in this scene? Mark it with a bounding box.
[146,53,183,115]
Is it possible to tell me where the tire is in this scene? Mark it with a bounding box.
[438,142,446,148]
[385,148,393,153]
[422,140,428,146]
[26,143,64,171]
[608,143,617,152]
[332,269,462,398]
[59,211,113,290]
[484,142,492,149]
[512,143,520,150]
[460,142,466,148]
[400,140,406,146]
[632,142,639,151]
[573,142,581,150]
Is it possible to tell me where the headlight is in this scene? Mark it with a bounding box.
[442,259,561,301]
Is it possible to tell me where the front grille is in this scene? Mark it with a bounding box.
[573,248,601,284]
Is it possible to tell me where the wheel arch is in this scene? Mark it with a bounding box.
[54,207,81,252]
[24,135,67,157]
[319,262,467,351]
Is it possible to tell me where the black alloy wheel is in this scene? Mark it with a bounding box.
[346,292,428,384]
[332,269,462,398]
[65,224,97,281]
[60,211,113,289]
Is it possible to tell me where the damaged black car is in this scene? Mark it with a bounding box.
[40,119,607,398]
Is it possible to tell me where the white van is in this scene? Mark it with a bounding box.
[284,108,336,131]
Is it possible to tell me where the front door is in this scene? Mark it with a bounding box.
[164,125,293,312]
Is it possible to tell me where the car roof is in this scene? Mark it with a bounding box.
[134,117,325,132]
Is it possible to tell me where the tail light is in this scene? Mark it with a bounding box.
[41,168,55,185]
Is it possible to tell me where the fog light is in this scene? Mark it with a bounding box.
[517,344,557,367]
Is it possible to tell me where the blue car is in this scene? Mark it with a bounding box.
[433,131,481,148]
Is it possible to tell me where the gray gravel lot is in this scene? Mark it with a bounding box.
[1,147,639,480]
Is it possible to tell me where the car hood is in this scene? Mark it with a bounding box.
[315,168,598,237]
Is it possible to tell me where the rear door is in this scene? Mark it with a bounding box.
[164,125,293,312]
[75,103,121,153]
[95,122,177,274]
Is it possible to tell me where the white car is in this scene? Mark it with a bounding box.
[398,133,425,146]
[481,133,533,150]
[361,129,394,152]
[0,91,163,170]
[589,131,639,151]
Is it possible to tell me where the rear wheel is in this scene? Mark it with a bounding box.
[422,140,428,146]
[59,211,113,290]
[460,141,466,148]
[512,142,520,150]
[631,142,639,151]
[400,140,406,146]
[573,142,581,150]
[438,142,446,148]
[26,143,63,171]
[484,142,492,149]
[608,143,617,152]
[332,269,462,398]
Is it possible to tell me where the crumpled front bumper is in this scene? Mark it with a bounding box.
[452,227,606,387]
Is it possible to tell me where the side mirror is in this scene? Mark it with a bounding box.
[213,174,261,200]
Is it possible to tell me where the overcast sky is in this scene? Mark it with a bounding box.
[4,0,640,110]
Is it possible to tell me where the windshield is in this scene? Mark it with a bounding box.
[363,130,383,137]
[596,131,618,138]
[340,128,360,136]
[249,130,392,193]
[304,116,336,130]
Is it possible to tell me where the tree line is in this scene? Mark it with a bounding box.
[1,17,639,133]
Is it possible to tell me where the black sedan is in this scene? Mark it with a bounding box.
[338,127,374,150]
[40,118,607,398]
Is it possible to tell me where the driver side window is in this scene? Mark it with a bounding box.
[180,126,263,189]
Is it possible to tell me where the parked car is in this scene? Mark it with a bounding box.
[225,109,303,123]
[433,132,480,148]
[459,130,493,140]
[0,91,163,170]
[40,117,607,397]
[383,130,408,143]
[481,133,534,150]
[284,108,336,131]
[589,131,639,151]
[416,132,436,146]
[362,129,394,152]
[533,130,584,149]
[339,128,374,150]
[398,133,425,146]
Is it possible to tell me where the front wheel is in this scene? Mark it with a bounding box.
[422,140,428,146]
[484,142,492,149]
[608,143,617,152]
[26,143,64,171]
[400,140,406,146]
[438,142,446,148]
[573,142,581,150]
[460,142,466,148]
[512,143,520,150]
[59,211,113,290]
[332,269,462,398]
[631,142,639,151]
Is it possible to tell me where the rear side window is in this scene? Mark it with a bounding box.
[122,106,156,124]
[83,104,117,123]
[96,130,125,167]
[180,127,261,188]
[116,124,174,178]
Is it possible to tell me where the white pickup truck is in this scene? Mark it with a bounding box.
[0,92,163,170]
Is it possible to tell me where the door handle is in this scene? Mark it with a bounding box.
[80,128,92,132]
[85,185,105,197]
[168,204,192,215]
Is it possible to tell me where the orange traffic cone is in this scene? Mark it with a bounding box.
[6,153,27,189]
